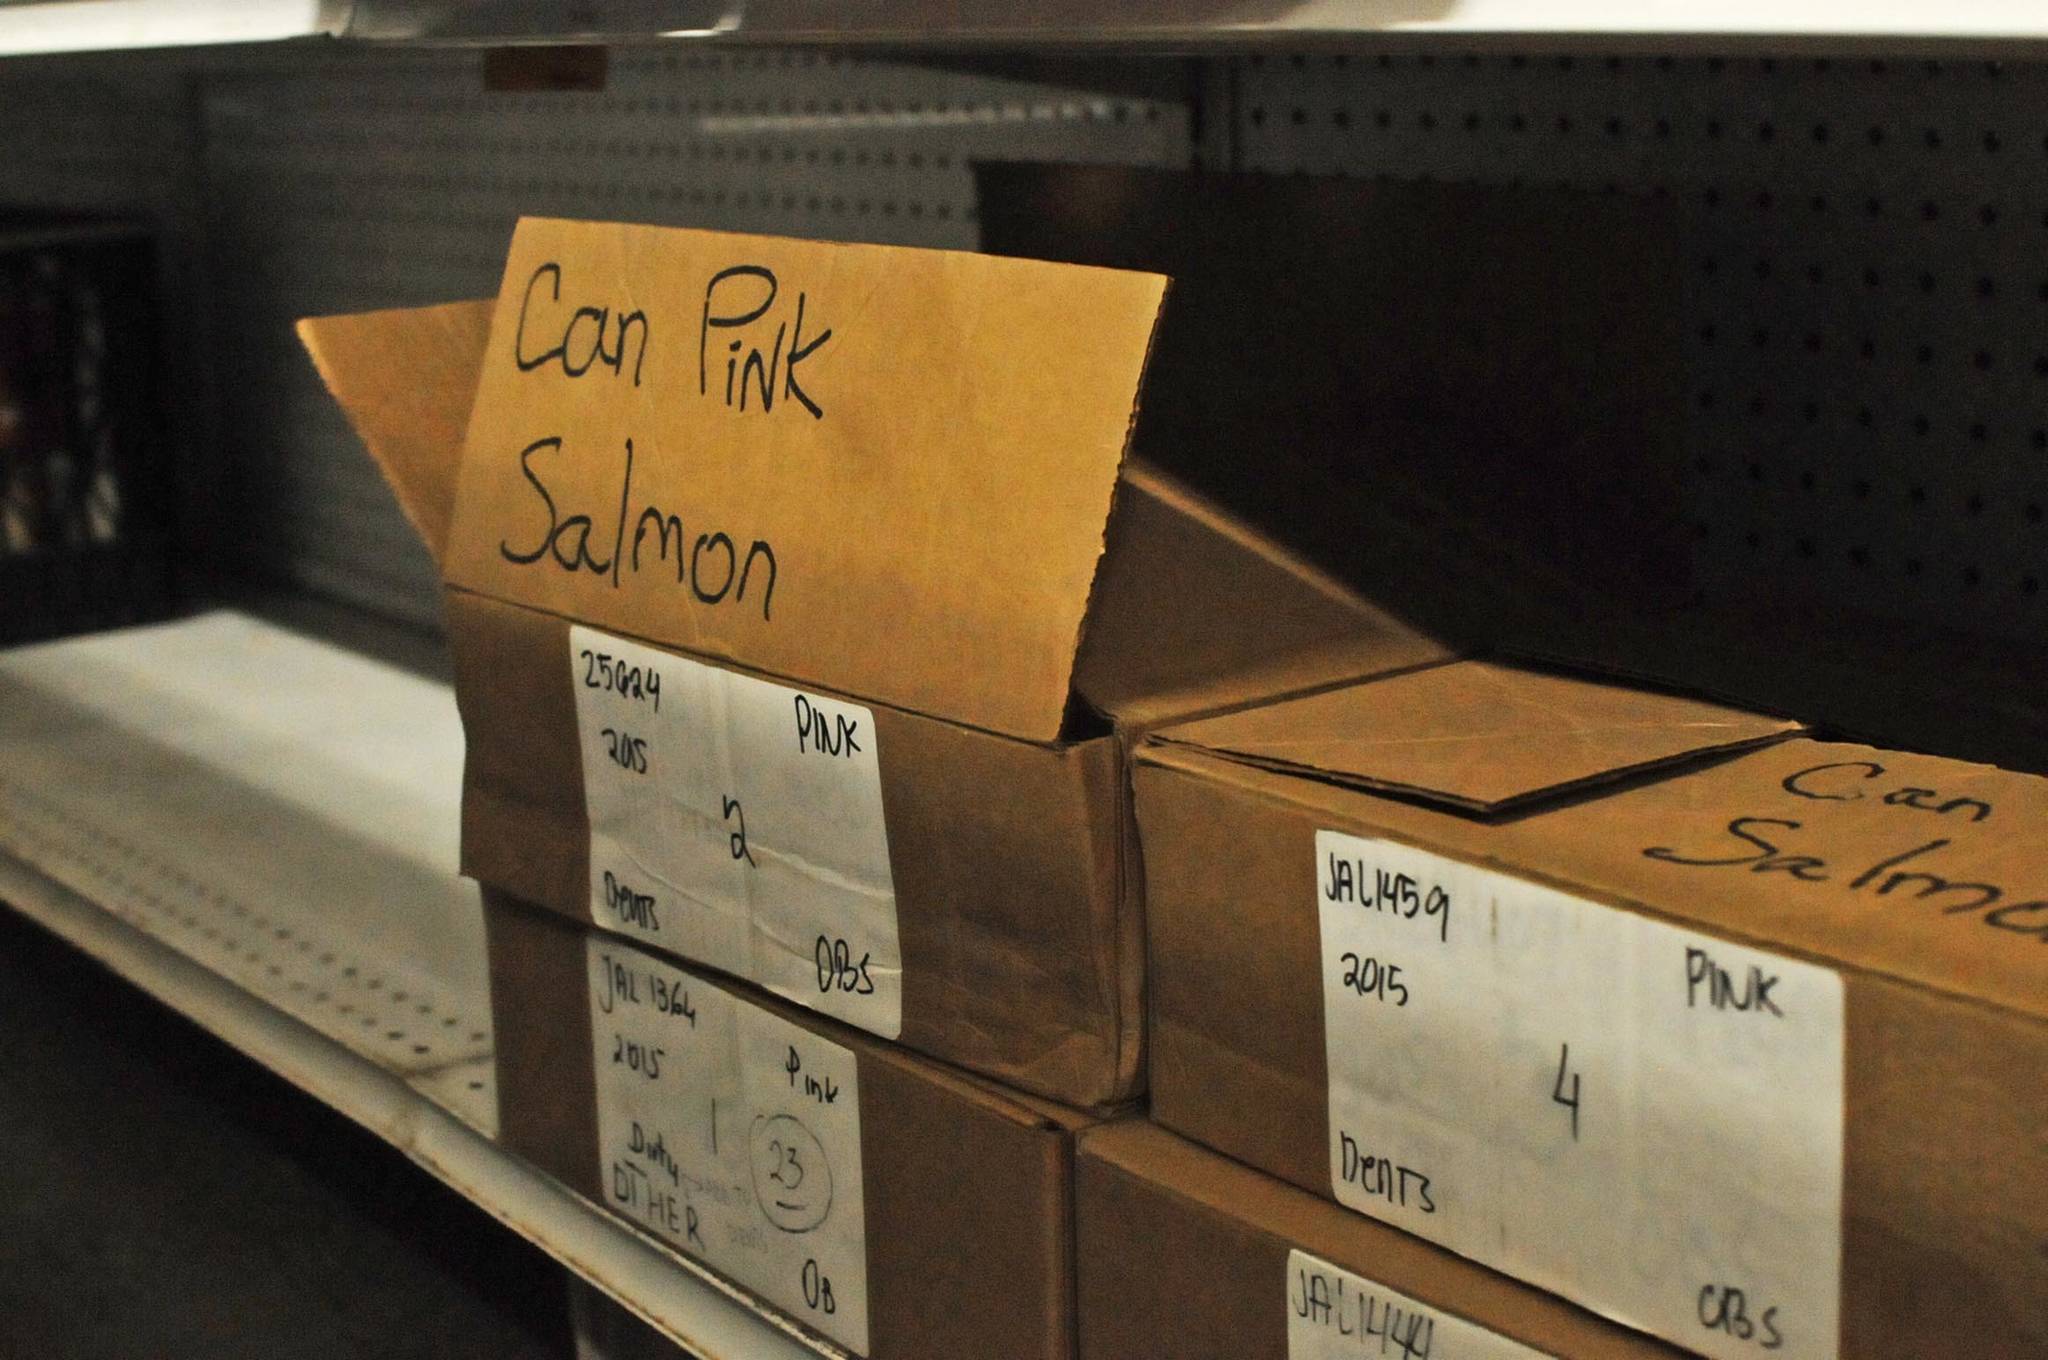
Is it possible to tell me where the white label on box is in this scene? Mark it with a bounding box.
[1315,829,1844,1360]
[588,935,870,1353]
[572,625,901,1037]
[1287,1249,1551,1360]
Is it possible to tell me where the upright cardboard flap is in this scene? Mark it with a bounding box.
[1073,464,1454,727]
[441,217,1167,742]
[295,299,493,565]
[1153,660,1801,813]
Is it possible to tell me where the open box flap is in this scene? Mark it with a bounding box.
[296,295,1441,743]
[1151,659,1802,814]
[1074,463,1455,727]
[430,217,1167,743]
[294,299,493,566]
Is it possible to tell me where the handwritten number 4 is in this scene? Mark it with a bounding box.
[1552,1043,1582,1141]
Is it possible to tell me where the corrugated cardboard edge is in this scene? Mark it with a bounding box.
[1111,730,1146,1105]
[1058,276,1173,736]
[1043,286,1166,1121]
[294,299,492,567]
[482,889,602,1201]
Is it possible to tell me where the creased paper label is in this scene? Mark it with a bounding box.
[1315,829,1843,1360]
[573,624,901,1037]
[1287,1249,1551,1360]
[589,935,869,1352]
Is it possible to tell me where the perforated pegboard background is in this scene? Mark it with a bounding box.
[201,46,1191,623]
[0,66,215,587]
[0,69,192,218]
[1227,51,2048,647]
[0,44,2040,656]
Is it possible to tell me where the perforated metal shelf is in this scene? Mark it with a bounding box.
[0,611,832,1360]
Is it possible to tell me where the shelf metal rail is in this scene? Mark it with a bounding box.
[4,0,2048,55]
[0,611,835,1360]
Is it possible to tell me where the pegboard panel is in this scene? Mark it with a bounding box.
[199,47,1193,626]
[1229,52,2048,646]
[0,62,223,581]
[0,68,191,214]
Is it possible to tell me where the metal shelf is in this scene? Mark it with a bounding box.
[5,0,2048,56]
[342,0,2048,51]
[0,610,830,1360]
[0,1,342,53]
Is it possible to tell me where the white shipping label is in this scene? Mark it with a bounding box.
[1287,1249,1551,1360]
[1315,829,1844,1360]
[588,935,870,1353]
[572,625,901,1037]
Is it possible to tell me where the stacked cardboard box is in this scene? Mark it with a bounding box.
[1134,659,2047,1360]
[488,893,1089,1359]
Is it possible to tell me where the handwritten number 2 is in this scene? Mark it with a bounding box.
[723,796,756,866]
[1552,1043,1582,1141]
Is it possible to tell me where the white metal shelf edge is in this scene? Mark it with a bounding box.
[338,0,2048,47]
[0,855,821,1360]
[0,0,338,54]
[0,612,827,1360]
[6,0,2048,54]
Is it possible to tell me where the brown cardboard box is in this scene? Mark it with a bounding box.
[487,891,1093,1360]
[1078,1119,1687,1360]
[1136,660,2046,1360]
[298,222,1449,1110]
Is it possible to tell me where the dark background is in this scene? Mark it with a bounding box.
[0,908,569,1360]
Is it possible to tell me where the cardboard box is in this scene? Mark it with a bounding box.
[1078,1119,1686,1359]
[1136,659,2046,1360]
[487,891,1093,1360]
[298,221,1449,1109]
